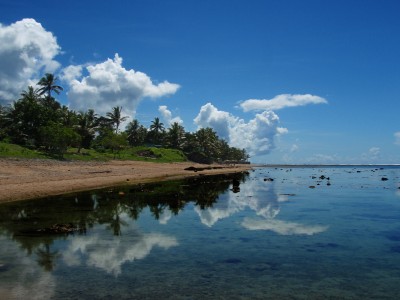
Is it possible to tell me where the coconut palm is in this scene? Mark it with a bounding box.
[8,87,46,145]
[166,122,185,149]
[196,127,219,158]
[20,86,40,102]
[37,73,63,99]
[0,104,11,140]
[76,109,98,152]
[149,117,165,145]
[106,106,128,133]
[125,119,147,146]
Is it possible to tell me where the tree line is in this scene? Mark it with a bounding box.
[0,73,249,163]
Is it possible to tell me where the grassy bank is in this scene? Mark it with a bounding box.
[0,142,187,163]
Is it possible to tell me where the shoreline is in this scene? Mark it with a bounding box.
[0,158,253,204]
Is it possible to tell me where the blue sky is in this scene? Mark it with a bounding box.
[1,0,399,164]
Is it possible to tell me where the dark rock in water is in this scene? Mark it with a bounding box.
[327,181,331,186]
[319,175,326,180]
[381,177,389,181]
[264,178,274,182]
[309,186,316,189]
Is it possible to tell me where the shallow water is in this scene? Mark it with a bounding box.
[1,166,400,299]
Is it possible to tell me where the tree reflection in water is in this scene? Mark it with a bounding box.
[0,172,249,271]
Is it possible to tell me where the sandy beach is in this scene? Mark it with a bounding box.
[0,158,252,203]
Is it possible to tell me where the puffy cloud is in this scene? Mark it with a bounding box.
[158,105,183,125]
[290,144,299,152]
[60,65,82,82]
[360,147,381,162]
[0,18,61,103]
[240,94,327,112]
[368,147,380,157]
[194,102,236,140]
[395,132,400,145]
[194,103,287,156]
[64,53,180,117]
[306,153,338,164]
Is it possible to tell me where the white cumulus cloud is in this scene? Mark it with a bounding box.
[240,94,327,112]
[158,105,183,125]
[395,132,400,146]
[0,18,61,103]
[63,53,180,117]
[194,103,287,156]
[360,147,381,162]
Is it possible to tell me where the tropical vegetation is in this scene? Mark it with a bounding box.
[0,73,249,163]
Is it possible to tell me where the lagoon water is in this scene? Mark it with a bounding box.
[1,166,400,299]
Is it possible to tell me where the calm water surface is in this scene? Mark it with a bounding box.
[1,166,400,299]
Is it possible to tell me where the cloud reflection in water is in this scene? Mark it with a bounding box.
[63,214,178,276]
[0,236,56,300]
[195,175,328,235]
[241,218,328,235]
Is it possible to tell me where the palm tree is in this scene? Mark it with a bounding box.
[106,106,128,133]
[196,127,219,158]
[9,87,45,145]
[76,109,98,152]
[149,117,165,145]
[20,86,40,102]
[0,104,11,140]
[37,73,63,99]
[59,106,77,127]
[167,122,185,149]
[125,119,147,146]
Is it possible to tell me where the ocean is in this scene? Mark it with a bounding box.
[0,166,399,299]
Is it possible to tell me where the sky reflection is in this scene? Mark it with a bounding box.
[0,236,56,300]
[194,173,328,235]
[63,214,178,276]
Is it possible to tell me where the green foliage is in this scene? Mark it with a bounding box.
[37,73,63,99]
[39,122,80,158]
[97,131,128,158]
[1,76,250,163]
[126,119,147,146]
[106,106,129,133]
[148,117,165,145]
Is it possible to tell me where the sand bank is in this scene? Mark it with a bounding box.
[0,159,252,203]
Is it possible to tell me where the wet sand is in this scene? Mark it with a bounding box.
[0,158,252,203]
